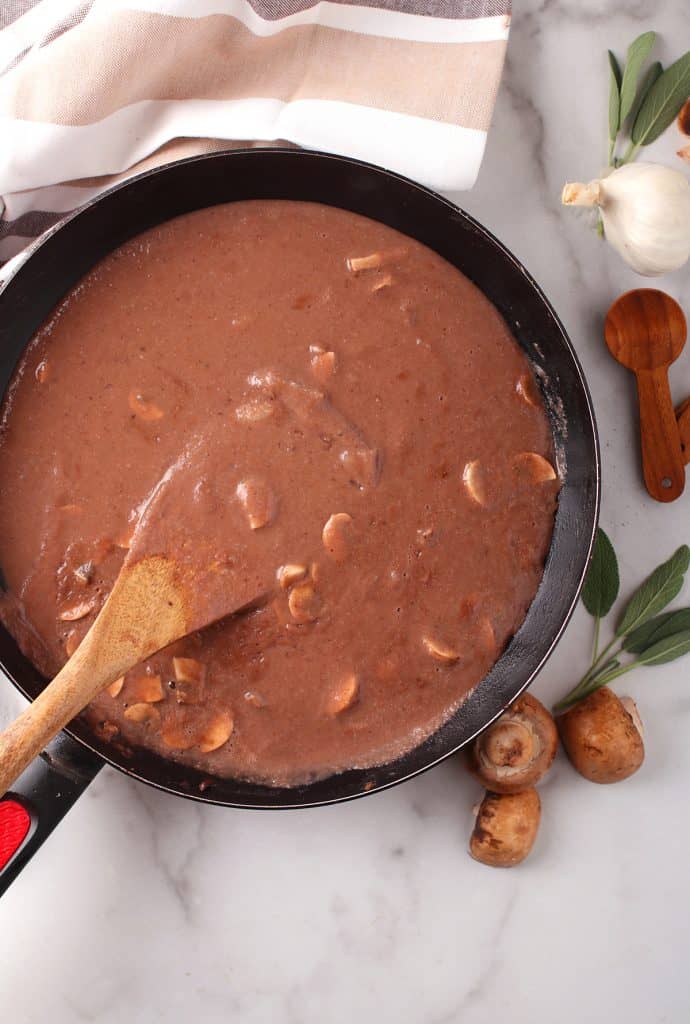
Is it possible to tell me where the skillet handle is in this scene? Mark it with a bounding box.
[0,731,102,896]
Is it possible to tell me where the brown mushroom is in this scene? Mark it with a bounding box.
[469,789,541,868]
[557,686,644,784]
[470,693,558,794]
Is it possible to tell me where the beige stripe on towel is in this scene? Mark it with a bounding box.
[0,10,505,131]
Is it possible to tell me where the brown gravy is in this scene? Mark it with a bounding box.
[0,201,559,785]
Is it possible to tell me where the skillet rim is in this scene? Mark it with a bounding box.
[0,147,600,807]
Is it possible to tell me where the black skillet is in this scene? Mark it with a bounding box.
[0,149,599,893]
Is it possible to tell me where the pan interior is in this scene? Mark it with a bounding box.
[0,150,599,807]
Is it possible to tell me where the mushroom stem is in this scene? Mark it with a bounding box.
[483,720,534,769]
[620,696,644,739]
[470,692,558,794]
[561,180,602,207]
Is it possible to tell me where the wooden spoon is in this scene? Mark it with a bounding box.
[0,369,379,795]
[605,289,687,502]
[0,434,274,797]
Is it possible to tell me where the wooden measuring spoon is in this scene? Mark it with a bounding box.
[605,289,687,502]
[0,432,276,797]
[677,397,690,463]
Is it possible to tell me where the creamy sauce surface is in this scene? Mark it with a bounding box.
[0,201,559,785]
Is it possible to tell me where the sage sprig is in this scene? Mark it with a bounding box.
[623,608,690,654]
[605,33,690,168]
[580,527,619,660]
[553,529,690,713]
[608,51,622,165]
[628,61,663,135]
[616,544,689,636]
[619,31,656,126]
[628,52,690,158]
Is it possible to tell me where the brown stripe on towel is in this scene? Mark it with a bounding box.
[0,46,30,78]
[38,3,94,49]
[0,11,506,131]
[1,2,95,78]
[0,1,37,31]
[2,0,510,34]
[243,0,511,20]
[0,208,63,240]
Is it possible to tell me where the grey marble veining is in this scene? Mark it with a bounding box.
[2,2,690,1020]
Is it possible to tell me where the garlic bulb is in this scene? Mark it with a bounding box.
[562,162,690,276]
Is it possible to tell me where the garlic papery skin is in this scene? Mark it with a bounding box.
[562,163,690,276]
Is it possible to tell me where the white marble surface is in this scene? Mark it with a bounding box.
[2,2,690,1021]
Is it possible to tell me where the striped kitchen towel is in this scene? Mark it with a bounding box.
[0,0,511,263]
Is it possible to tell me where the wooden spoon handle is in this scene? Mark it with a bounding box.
[636,368,686,502]
[0,557,188,797]
[0,625,125,797]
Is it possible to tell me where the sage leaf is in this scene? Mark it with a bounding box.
[637,629,690,667]
[629,60,663,124]
[619,31,656,124]
[581,528,620,618]
[608,50,622,140]
[632,50,690,146]
[624,607,690,654]
[616,545,690,637]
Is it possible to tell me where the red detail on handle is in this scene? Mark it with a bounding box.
[0,800,31,870]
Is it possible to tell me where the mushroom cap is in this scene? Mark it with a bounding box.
[557,686,644,784]
[469,788,541,868]
[471,692,558,793]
